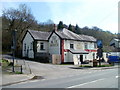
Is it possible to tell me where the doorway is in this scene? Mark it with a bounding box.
[80,55,83,63]
[27,46,29,58]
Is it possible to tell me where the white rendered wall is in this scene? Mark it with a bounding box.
[22,32,34,58]
[64,40,84,50]
[49,33,60,55]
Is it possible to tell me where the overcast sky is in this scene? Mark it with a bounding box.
[1,0,119,33]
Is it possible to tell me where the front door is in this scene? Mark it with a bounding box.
[27,46,29,58]
[80,55,83,63]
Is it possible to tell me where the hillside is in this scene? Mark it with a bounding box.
[1,16,117,52]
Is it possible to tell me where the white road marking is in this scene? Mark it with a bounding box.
[67,78,104,88]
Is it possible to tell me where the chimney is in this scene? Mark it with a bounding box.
[54,24,57,31]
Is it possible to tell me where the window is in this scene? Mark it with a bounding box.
[119,42,120,48]
[94,43,97,48]
[40,42,44,50]
[70,44,74,49]
[84,43,88,49]
[30,42,33,50]
[24,43,26,51]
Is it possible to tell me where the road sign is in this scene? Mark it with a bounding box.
[97,40,103,48]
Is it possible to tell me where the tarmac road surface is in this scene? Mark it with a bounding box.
[2,68,119,88]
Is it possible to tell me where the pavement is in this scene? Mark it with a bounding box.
[1,54,119,87]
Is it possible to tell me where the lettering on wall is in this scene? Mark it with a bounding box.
[76,43,82,49]
[50,36,58,46]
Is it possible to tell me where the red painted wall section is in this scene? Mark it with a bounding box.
[61,40,64,63]
[85,49,97,52]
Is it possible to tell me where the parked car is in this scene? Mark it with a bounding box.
[108,56,120,64]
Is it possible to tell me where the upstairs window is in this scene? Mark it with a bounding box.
[70,44,74,49]
[119,42,120,48]
[94,43,97,48]
[40,42,44,50]
[84,43,88,49]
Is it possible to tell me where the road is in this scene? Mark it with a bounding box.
[3,68,119,88]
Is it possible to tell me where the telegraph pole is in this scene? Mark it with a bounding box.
[12,30,17,72]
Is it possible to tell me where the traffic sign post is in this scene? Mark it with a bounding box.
[97,40,103,66]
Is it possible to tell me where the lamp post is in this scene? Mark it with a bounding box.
[12,29,17,72]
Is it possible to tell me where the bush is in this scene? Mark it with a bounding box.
[2,59,10,67]
[15,71,23,74]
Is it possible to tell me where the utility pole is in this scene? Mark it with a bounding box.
[12,30,17,72]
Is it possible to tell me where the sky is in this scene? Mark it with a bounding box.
[1,0,119,34]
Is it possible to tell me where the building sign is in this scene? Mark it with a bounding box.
[50,36,58,46]
[76,43,82,49]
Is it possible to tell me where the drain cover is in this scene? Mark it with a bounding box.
[30,76,44,80]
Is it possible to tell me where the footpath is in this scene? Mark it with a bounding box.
[1,55,119,87]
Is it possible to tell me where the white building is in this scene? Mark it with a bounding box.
[22,28,97,64]
[22,30,51,62]
[110,38,120,49]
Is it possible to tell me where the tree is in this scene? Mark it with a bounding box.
[68,24,72,31]
[3,4,37,32]
[92,26,101,31]
[74,24,80,34]
[82,26,89,30]
[2,4,38,54]
[57,21,64,30]
[45,19,54,25]
[118,33,120,39]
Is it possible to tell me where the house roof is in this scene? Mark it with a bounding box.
[28,30,51,41]
[114,38,120,42]
[110,38,120,46]
[55,28,96,42]
[26,28,96,42]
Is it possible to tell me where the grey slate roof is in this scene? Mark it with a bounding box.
[28,30,51,41]
[55,28,96,42]
[27,28,96,42]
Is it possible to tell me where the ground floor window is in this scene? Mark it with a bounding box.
[30,42,33,50]
[24,43,26,51]
[40,42,44,50]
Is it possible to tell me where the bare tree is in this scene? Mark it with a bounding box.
[3,4,37,32]
[2,4,38,55]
